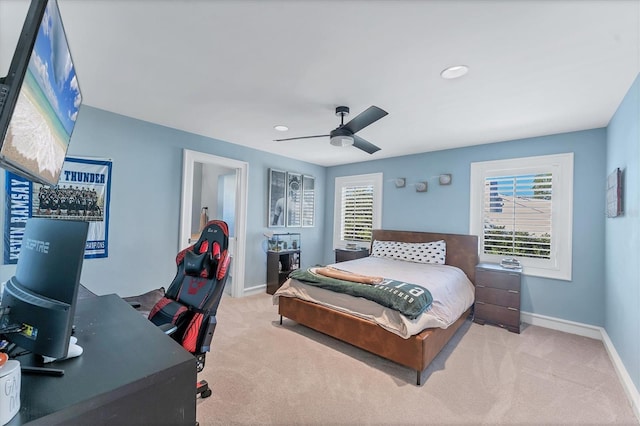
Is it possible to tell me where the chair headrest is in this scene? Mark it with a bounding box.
[184,250,210,277]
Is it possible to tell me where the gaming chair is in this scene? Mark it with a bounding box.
[147,220,230,398]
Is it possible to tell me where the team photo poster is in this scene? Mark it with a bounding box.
[4,156,112,264]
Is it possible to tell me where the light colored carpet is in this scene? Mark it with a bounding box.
[195,293,637,425]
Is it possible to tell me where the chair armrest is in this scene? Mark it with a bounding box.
[158,323,178,335]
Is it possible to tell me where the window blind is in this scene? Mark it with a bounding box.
[482,173,552,259]
[340,184,374,242]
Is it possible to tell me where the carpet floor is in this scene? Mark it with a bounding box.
[194,293,637,425]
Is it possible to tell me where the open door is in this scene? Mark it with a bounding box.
[179,149,248,298]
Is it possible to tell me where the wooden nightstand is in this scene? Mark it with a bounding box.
[335,248,369,263]
[473,262,522,333]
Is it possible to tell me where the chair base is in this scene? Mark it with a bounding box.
[197,379,212,398]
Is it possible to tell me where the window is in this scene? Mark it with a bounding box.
[470,153,573,280]
[483,173,552,259]
[333,173,383,249]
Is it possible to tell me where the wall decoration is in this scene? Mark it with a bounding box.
[302,175,315,227]
[394,178,406,188]
[268,168,315,228]
[286,172,302,227]
[606,167,623,218]
[438,174,452,185]
[268,168,287,227]
[4,156,112,264]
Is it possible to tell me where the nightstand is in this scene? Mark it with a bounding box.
[335,248,369,263]
[473,262,522,333]
[266,250,300,295]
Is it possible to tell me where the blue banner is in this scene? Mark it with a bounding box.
[4,157,112,264]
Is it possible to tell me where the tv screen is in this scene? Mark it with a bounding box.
[0,0,81,186]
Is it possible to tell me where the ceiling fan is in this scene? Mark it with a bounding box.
[274,105,388,154]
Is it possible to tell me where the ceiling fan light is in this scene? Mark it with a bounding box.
[330,135,354,147]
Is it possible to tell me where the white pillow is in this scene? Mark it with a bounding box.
[370,240,446,265]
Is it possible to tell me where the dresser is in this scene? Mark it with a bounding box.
[473,262,522,333]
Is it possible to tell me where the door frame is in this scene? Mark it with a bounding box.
[179,149,248,298]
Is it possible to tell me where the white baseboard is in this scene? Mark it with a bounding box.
[521,311,640,422]
[242,283,266,297]
[520,311,602,340]
[600,329,640,422]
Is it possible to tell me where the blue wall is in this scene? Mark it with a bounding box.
[325,128,607,326]
[606,74,640,392]
[0,106,326,297]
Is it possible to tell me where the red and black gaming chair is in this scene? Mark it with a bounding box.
[148,220,230,398]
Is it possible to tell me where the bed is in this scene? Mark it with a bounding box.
[273,229,478,385]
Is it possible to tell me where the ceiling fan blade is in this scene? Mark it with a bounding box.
[343,106,388,134]
[273,134,329,142]
[353,135,381,154]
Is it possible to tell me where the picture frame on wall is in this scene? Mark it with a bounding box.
[286,172,302,227]
[302,175,315,227]
[606,167,623,218]
[268,168,287,227]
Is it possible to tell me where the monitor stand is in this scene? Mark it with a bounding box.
[20,365,64,376]
[41,336,83,363]
[14,336,83,377]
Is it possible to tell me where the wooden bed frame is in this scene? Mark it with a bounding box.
[278,229,478,385]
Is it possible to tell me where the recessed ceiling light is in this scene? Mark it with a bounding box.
[440,65,469,80]
[274,125,289,132]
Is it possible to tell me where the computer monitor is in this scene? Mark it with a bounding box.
[0,0,82,186]
[0,217,88,359]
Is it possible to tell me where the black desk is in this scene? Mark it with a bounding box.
[8,294,196,425]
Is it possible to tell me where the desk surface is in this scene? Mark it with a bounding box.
[8,294,196,425]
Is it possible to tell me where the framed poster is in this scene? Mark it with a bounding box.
[4,156,112,264]
[286,172,302,227]
[302,175,315,227]
[268,169,286,227]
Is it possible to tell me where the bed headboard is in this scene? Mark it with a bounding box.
[370,230,479,284]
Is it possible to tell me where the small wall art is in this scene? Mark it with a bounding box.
[286,172,302,227]
[606,167,623,218]
[268,168,287,227]
[302,175,315,227]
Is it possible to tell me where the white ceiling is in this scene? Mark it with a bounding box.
[1,0,639,167]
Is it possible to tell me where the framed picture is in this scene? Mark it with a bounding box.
[286,172,302,227]
[268,169,287,227]
[606,167,623,218]
[302,175,315,227]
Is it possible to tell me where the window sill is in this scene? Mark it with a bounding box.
[480,256,571,281]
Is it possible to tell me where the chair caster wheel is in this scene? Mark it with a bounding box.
[201,389,212,398]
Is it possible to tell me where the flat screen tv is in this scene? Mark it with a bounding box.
[0,0,82,186]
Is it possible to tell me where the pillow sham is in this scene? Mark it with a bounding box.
[370,239,446,265]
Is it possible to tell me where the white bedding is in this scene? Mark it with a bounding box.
[273,256,475,339]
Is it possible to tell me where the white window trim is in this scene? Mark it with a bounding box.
[469,153,573,281]
[333,173,383,250]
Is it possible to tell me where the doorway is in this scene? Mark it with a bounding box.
[179,149,248,298]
